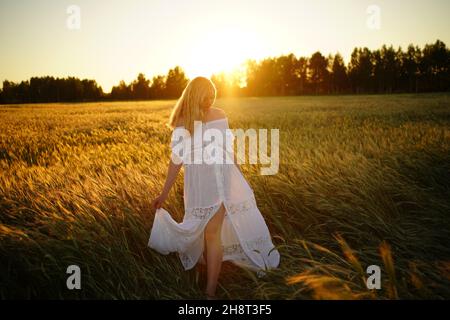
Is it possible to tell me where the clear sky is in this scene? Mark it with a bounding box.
[1,0,449,92]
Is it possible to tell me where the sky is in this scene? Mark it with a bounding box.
[1,0,449,93]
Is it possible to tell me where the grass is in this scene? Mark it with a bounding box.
[0,93,449,299]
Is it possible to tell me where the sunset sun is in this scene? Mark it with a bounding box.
[1,0,449,303]
[185,26,267,79]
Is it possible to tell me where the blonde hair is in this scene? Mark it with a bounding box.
[167,76,217,135]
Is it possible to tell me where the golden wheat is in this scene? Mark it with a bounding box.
[0,94,449,299]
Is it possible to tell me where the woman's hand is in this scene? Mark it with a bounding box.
[152,192,168,210]
[151,158,183,212]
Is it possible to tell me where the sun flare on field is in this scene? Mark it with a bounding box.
[184,27,267,81]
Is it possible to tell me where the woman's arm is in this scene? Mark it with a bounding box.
[152,159,183,210]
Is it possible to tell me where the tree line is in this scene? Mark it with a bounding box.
[109,66,189,100]
[0,40,448,104]
[0,76,104,104]
[243,39,449,95]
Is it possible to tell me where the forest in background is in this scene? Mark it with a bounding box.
[0,40,449,104]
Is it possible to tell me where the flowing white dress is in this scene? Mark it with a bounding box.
[148,118,280,275]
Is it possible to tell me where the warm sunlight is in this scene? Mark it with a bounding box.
[1,1,449,92]
[184,26,268,79]
[1,0,450,304]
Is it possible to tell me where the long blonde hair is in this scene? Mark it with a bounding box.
[167,76,217,135]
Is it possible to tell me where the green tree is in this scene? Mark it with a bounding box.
[309,52,329,94]
[330,53,348,93]
[131,73,150,100]
[165,66,188,99]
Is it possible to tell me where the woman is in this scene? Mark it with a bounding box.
[148,76,280,300]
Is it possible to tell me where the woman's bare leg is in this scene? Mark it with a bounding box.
[204,203,226,297]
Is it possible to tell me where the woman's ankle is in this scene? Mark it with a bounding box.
[205,291,217,300]
[204,289,216,297]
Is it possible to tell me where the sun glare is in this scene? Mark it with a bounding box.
[185,26,267,80]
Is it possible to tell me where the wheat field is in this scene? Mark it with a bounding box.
[0,94,449,299]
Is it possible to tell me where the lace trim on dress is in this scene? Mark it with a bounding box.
[179,234,275,270]
[227,195,257,216]
[223,234,273,256]
[185,203,222,220]
[179,195,274,270]
[185,195,257,220]
[180,252,192,268]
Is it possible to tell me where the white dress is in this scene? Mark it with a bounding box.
[148,117,280,275]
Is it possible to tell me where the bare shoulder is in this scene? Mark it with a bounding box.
[205,107,227,122]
